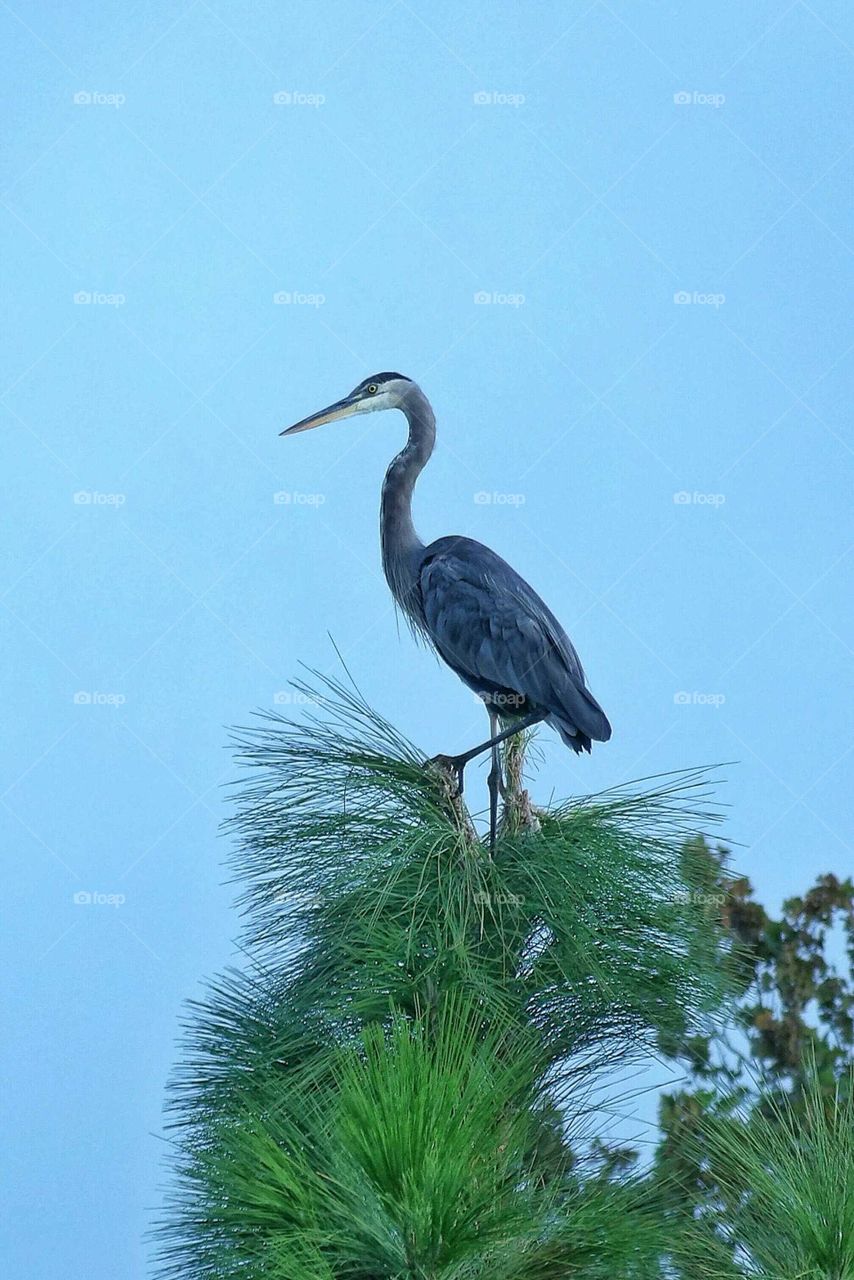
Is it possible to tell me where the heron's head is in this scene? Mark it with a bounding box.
[281,372,415,436]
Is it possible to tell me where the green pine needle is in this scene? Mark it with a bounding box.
[688,1062,854,1279]
[158,673,734,1280]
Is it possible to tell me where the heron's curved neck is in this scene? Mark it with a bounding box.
[380,385,435,616]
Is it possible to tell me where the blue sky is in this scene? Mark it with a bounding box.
[2,2,852,1275]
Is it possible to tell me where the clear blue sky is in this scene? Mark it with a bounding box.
[2,3,852,1275]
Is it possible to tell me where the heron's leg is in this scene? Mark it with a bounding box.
[453,709,546,772]
[486,711,503,854]
[428,710,545,800]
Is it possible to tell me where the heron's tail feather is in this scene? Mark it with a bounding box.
[549,718,593,754]
[547,684,611,754]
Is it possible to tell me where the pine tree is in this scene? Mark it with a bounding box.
[158,675,736,1279]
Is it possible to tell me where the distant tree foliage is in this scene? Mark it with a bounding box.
[651,841,854,1277]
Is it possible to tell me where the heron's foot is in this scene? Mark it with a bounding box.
[427,752,466,797]
[425,755,478,846]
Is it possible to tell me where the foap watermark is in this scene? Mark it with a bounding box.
[474,890,524,907]
[73,890,126,906]
[74,490,126,506]
[74,290,125,307]
[273,290,325,307]
[673,490,725,507]
[273,690,320,706]
[74,691,126,707]
[273,490,326,507]
[473,91,525,107]
[273,889,323,907]
[273,90,325,107]
[473,690,527,713]
[673,691,726,708]
[673,90,725,108]
[670,887,726,907]
[474,490,526,506]
[474,290,525,307]
[674,290,725,308]
[73,90,125,108]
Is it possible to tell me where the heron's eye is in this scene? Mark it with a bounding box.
[367,384,378,395]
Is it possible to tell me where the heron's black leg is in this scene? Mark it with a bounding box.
[428,709,545,805]
[453,709,546,770]
[486,712,502,853]
[487,750,501,853]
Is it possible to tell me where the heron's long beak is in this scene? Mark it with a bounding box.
[280,396,359,436]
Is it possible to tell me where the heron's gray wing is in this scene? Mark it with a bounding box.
[418,537,611,741]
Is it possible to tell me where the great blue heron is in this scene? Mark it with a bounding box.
[282,372,611,847]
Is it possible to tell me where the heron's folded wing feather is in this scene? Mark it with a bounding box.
[418,538,610,740]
